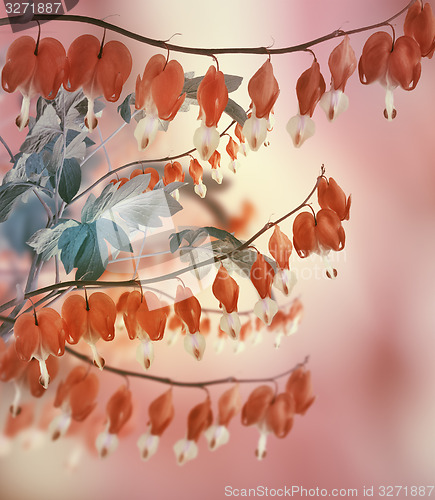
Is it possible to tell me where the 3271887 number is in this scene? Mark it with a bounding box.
[379,486,435,497]
[5,2,62,14]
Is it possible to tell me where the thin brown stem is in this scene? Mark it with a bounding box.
[65,346,309,388]
[0,1,415,55]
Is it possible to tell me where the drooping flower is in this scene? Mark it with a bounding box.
[123,290,169,370]
[274,298,304,348]
[212,264,241,339]
[250,252,278,325]
[268,225,296,296]
[235,122,248,156]
[134,54,186,150]
[404,0,435,58]
[14,308,65,389]
[174,398,213,465]
[285,367,316,415]
[1,35,67,130]
[96,385,133,458]
[130,167,160,191]
[242,385,293,460]
[50,366,99,441]
[242,60,280,151]
[174,285,205,360]
[317,177,351,221]
[61,292,117,370]
[226,136,240,173]
[193,66,228,160]
[208,149,223,184]
[137,389,174,461]
[205,385,242,450]
[189,158,207,198]
[292,209,345,278]
[320,36,357,121]
[286,59,325,147]
[163,161,185,200]
[65,34,132,131]
[358,32,421,120]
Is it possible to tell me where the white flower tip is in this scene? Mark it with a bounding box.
[211,168,223,184]
[242,115,268,151]
[219,312,241,340]
[134,115,159,151]
[136,341,154,370]
[96,431,119,459]
[137,433,159,461]
[174,439,198,465]
[193,124,220,161]
[253,297,278,326]
[319,89,349,122]
[184,332,206,361]
[38,359,50,389]
[194,181,207,198]
[205,425,230,451]
[286,114,315,148]
[90,344,105,370]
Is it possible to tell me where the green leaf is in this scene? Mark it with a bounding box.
[117,93,135,123]
[25,153,45,179]
[0,183,33,222]
[169,226,241,253]
[59,158,81,204]
[27,219,79,261]
[58,219,133,280]
[224,99,248,126]
[20,105,62,154]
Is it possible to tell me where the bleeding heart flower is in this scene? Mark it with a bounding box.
[285,367,316,415]
[134,54,186,150]
[242,60,280,151]
[404,0,435,58]
[287,59,325,147]
[358,32,421,120]
[174,285,205,360]
[293,209,345,278]
[208,150,223,184]
[189,158,207,198]
[320,36,357,121]
[61,292,116,370]
[174,398,213,465]
[268,225,296,296]
[205,385,242,451]
[137,389,174,461]
[226,136,240,173]
[65,34,132,131]
[250,252,278,325]
[50,366,99,441]
[96,385,133,458]
[317,177,351,221]
[193,66,228,160]
[14,308,65,390]
[1,35,67,130]
[212,264,241,340]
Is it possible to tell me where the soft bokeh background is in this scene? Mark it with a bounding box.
[0,1,434,499]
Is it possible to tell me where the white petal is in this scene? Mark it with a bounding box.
[38,359,50,389]
[319,89,349,122]
[95,430,119,458]
[193,124,220,161]
[255,431,268,461]
[137,432,160,461]
[194,181,207,198]
[173,438,198,465]
[286,114,315,148]
[242,115,268,151]
[85,98,98,132]
[384,88,396,121]
[134,115,159,151]
[184,332,206,360]
[49,412,72,441]
[219,311,241,340]
[253,297,278,326]
[166,330,180,347]
[136,339,154,370]
[211,167,223,184]
[16,95,31,131]
[273,269,297,296]
[205,425,230,451]
[89,343,105,370]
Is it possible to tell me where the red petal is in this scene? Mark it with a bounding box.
[268,225,292,270]
[186,398,213,442]
[212,264,239,313]
[328,35,357,92]
[241,385,274,426]
[296,60,326,117]
[152,59,186,121]
[218,385,242,427]
[248,60,280,118]
[197,66,228,127]
[107,385,133,434]
[292,211,318,258]
[149,389,175,436]
[1,36,36,94]
[358,32,392,86]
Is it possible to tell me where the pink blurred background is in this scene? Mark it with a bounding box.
[0,0,434,499]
